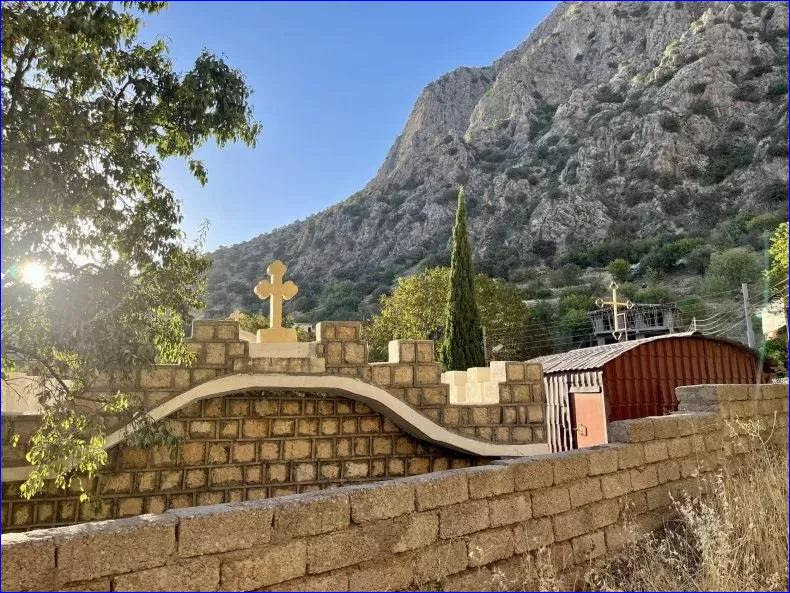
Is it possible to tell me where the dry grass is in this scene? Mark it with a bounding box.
[501,423,789,592]
[586,445,788,591]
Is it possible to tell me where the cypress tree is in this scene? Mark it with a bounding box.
[439,188,486,371]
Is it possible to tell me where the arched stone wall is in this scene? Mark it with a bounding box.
[2,388,488,533]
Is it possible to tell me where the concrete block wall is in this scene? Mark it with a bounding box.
[1,321,248,468]
[2,392,481,533]
[3,383,785,591]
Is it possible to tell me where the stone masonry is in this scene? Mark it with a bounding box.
[2,383,786,592]
[2,392,480,532]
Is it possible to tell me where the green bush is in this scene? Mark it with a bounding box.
[704,142,755,184]
[532,239,557,259]
[641,237,705,273]
[763,180,788,203]
[689,98,717,119]
[686,244,715,274]
[591,162,615,182]
[659,113,681,132]
[734,83,762,103]
[634,285,674,304]
[607,258,631,283]
[528,102,558,141]
[558,290,596,316]
[521,281,553,300]
[689,82,707,94]
[595,84,625,103]
[550,263,582,288]
[767,80,788,98]
[703,247,763,293]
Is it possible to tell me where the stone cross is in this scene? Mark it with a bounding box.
[254,260,299,343]
[595,281,633,341]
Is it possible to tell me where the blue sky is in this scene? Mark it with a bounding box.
[141,1,557,251]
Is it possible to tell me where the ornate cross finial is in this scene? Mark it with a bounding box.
[595,281,634,342]
[254,260,299,343]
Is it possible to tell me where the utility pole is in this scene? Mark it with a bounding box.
[741,283,755,348]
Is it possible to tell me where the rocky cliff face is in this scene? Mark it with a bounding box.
[206,1,788,319]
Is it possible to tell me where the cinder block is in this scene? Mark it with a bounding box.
[406,469,469,511]
[113,557,220,591]
[169,499,274,557]
[568,477,602,508]
[392,365,414,386]
[220,540,306,591]
[467,526,515,567]
[415,341,435,363]
[600,471,632,499]
[388,340,415,363]
[531,486,571,517]
[608,418,655,443]
[349,556,413,592]
[617,444,644,469]
[572,530,606,563]
[343,342,367,365]
[643,440,669,462]
[587,498,620,529]
[215,323,238,341]
[414,364,441,386]
[439,500,489,538]
[586,446,620,475]
[140,367,173,390]
[267,572,349,592]
[204,343,226,365]
[552,507,588,542]
[667,436,693,458]
[306,522,398,573]
[1,532,56,592]
[488,494,531,527]
[393,511,439,552]
[414,540,468,583]
[512,517,554,553]
[191,322,215,341]
[552,451,589,484]
[56,514,176,582]
[495,455,554,490]
[273,491,350,539]
[466,465,515,499]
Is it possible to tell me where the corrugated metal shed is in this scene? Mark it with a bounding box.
[529,333,766,452]
[530,332,698,373]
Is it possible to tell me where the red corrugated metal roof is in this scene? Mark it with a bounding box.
[526,332,757,374]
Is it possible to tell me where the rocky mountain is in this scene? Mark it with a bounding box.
[205,1,788,321]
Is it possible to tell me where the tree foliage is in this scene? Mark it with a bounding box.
[438,190,486,370]
[1,1,260,498]
[703,247,762,294]
[767,223,788,298]
[607,258,630,283]
[363,267,529,362]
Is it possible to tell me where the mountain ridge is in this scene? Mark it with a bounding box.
[205,1,788,321]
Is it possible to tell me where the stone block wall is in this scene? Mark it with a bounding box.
[1,391,482,533]
[1,321,248,469]
[3,383,785,591]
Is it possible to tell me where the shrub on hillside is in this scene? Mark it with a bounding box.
[659,112,681,132]
[689,97,717,119]
[607,258,631,283]
[685,244,715,274]
[591,161,615,181]
[704,142,754,184]
[703,247,763,293]
[550,263,582,288]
